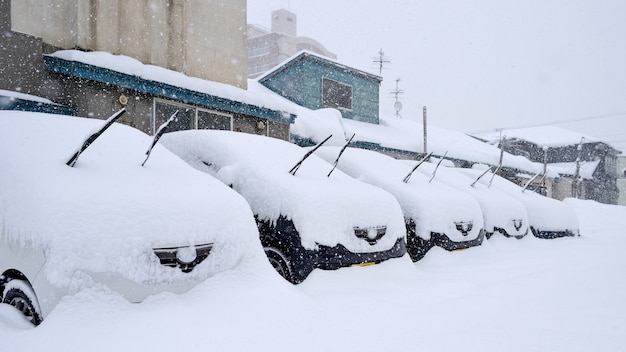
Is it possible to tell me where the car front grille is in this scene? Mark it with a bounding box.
[353,226,387,245]
[152,243,213,273]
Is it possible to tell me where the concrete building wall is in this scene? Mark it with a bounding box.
[11,0,247,89]
[0,0,58,98]
[247,8,336,78]
[617,156,626,206]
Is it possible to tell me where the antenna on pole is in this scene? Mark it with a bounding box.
[372,48,390,75]
[389,78,404,118]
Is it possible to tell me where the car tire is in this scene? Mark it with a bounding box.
[406,233,431,262]
[2,279,43,326]
[264,247,295,283]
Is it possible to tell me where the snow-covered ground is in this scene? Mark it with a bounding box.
[2,198,624,351]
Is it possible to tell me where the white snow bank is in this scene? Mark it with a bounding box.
[0,111,261,287]
[289,108,347,145]
[159,130,405,253]
[314,146,483,241]
[1,199,624,351]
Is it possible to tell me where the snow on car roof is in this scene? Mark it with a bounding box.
[0,111,260,285]
[159,130,405,251]
[313,146,484,240]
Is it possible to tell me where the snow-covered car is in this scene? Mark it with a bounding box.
[456,167,579,238]
[314,146,484,262]
[0,111,260,326]
[160,130,407,284]
[418,163,530,239]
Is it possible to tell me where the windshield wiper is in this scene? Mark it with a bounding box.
[327,133,355,177]
[66,108,126,167]
[429,151,448,183]
[522,171,542,192]
[289,134,332,176]
[142,110,178,166]
[487,165,501,188]
[402,152,433,183]
[470,166,493,187]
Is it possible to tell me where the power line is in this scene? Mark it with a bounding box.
[469,111,626,134]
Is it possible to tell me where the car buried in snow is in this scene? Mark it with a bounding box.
[0,110,260,326]
[159,130,407,284]
[313,146,485,262]
[415,162,530,240]
[455,167,579,239]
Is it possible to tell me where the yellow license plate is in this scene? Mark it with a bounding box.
[355,261,376,267]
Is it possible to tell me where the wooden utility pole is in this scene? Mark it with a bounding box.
[423,106,428,154]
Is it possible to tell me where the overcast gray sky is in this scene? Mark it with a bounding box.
[248,0,626,151]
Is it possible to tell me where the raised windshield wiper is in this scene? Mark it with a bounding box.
[470,166,493,187]
[522,171,542,192]
[66,108,126,167]
[289,134,332,176]
[327,133,355,177]
[142,110,178,166]
[403,152,433,183]
[429,151,448,183]
[487,165,501,188]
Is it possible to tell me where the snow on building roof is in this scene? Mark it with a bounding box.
[256,50,382,83]
[476,125,600,148]
[45,50,300,119]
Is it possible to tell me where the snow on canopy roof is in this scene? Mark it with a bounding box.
[548,160,600,179]
[159,130,405,253]
[0,111,259,286]
[0,89,54,104]
[476,125,600,148]
[46,50,300,117]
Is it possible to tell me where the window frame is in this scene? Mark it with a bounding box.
[321,77,353,112]
[152,98,233,134]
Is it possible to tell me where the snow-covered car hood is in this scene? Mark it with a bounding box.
[420,163,530,238]
[457,167,579,234]
[160,130,406,252]
[0,111,260,286]
[314,147,484,241]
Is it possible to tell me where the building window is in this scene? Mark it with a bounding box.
[198,109,232,130]
[153,99,232,134]
[322,77,352,111]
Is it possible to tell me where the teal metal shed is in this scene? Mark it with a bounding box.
[258,51,382,124]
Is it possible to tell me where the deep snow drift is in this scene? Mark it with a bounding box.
[1,199,624,352]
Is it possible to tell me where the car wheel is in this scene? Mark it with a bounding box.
[264,247,295,283]
[406,233,431,262]
[2,279,43,326]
